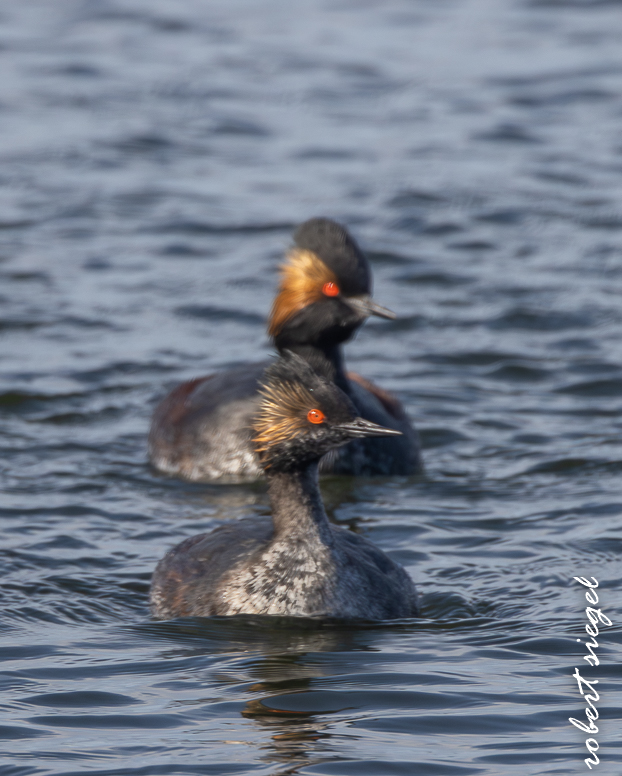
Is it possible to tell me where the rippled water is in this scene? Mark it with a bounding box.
[2,0,622,773]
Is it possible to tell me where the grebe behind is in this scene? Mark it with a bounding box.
[148,218,422,481]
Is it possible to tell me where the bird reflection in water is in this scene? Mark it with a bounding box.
[240,646,359,774]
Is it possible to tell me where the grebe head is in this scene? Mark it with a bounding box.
[268,218,395,350]
[253,351,402,472]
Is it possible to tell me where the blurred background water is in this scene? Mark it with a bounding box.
[1,0,622,774]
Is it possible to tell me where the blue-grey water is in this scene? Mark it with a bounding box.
[1,0,622,774]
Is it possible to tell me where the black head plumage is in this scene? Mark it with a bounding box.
[252,352,401,471]
[293,218,371,296]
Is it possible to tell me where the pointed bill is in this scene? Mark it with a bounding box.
[334,417,403,439]
[346,295,396,320]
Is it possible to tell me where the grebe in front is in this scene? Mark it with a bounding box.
[150,352,418,620]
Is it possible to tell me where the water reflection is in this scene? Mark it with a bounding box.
[138,614,391,655]
[206,619,376,772]
[244,696,334,775]
[137,617,390,772]
[242,665,336,775]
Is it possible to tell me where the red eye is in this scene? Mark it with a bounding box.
[307,409,325,424]
[322,282,340,297]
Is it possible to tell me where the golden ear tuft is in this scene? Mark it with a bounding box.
[267,249,338,337]
[252,378,318,455]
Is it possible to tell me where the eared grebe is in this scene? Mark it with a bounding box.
[150,352,418,619]
[148,218,422,481]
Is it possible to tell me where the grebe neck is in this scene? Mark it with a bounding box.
[266,463,333,545]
